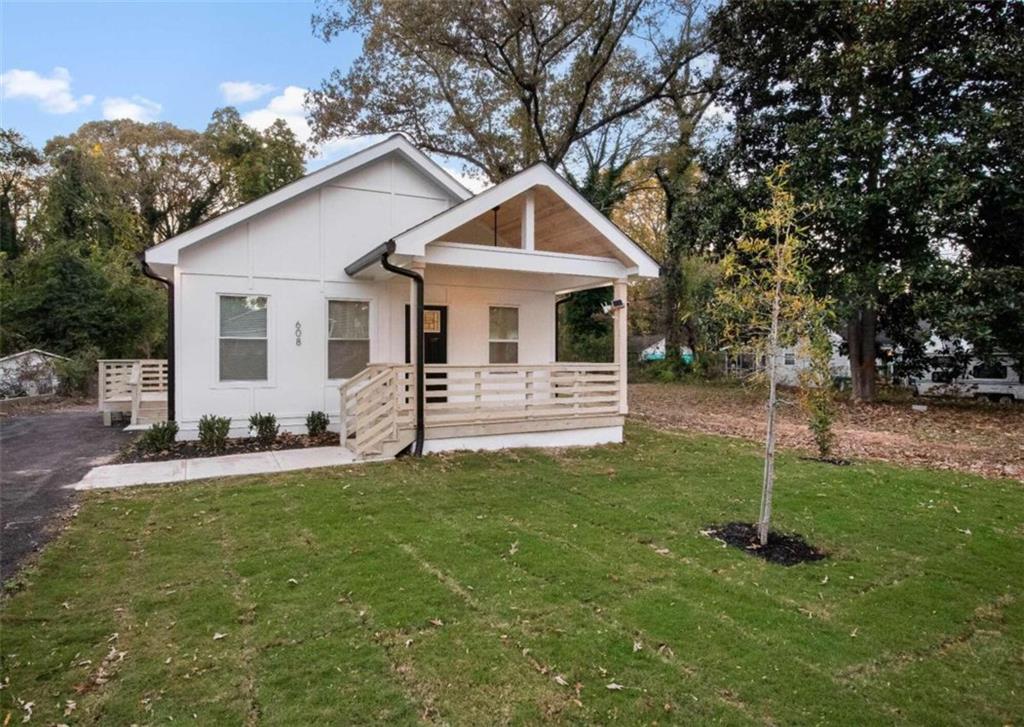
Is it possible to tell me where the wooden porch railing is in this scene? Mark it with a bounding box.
[340,362,622,453]
[98,359,167,425]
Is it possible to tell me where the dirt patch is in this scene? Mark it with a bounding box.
[704,522,826,566]
[0,396,92,418]
[117,431,340,463]
[630,383,1024,482]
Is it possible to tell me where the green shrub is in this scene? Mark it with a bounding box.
[248,412,279,445]
[306,410,329,436]
[54,345,101,397]
[198,414,232,453]
[137,420,179,453]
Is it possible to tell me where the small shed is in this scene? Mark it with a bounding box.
[0,349,68,399]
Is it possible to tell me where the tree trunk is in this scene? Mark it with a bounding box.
[847,307,877,403]
[758,254,783,546]
[661,254,684,368]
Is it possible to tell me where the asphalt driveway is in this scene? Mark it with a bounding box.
[1,406,133,581]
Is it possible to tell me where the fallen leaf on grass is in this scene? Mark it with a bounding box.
[553,675,569,687]
[213,632,227,641]
[633,640,643,652]
[509,541,519,556]
[429,618,444,627]
[606,682,625,691]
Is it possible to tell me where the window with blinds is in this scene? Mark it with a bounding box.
[488,306,519,364]
[328,300,370,379]
[219,295,268,381]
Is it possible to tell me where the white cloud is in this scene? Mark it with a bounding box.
[219,81,274,104]
[102,95,162,122]
[0,66,94,114]
[242,86,312,142]
[243,85,372,164]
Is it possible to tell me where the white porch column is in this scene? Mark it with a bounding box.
[613,278,628,414]
[521,189,535,251]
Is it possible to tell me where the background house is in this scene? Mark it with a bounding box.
[0,349,67,399]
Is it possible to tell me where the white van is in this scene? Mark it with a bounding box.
[910,356,1023,404]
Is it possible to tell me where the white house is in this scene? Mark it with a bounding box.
[101,135,658,457]
[723,332,852,386]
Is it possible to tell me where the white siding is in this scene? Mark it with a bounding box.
[172,153,594,438]
[174,153,459,437]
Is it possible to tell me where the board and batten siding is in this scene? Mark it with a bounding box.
[172,153,560,437]
[174,153,454,436]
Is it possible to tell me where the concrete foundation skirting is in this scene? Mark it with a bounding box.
[422,425,623,454]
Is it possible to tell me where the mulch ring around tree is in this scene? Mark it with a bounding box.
[117,431,340,463]
[703,522,827,566]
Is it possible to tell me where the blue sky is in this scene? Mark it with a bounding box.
[0,1,388,170]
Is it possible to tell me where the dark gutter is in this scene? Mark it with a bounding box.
[344,239,396,277]
[138,254,175,422]
[345,240,425,457]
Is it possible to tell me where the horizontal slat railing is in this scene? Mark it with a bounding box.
[341,365,405,455]
[339,362,621,454]
[400,363,621,427]
[98,359,167,412]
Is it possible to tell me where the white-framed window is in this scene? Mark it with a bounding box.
[219,295,268,381]
[328,300,370,379]
[489,306,519,364]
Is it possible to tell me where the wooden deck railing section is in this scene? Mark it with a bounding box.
[98,359,168,425]
[340,362,622,455]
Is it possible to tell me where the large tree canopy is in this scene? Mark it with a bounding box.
[1,112,307,358]
[309,0,715,182]
[710,0,1024,401]
[0,129,44,260]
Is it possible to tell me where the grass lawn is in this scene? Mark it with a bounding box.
[2,424,1022,725]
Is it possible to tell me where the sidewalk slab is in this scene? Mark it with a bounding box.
[74,459,187,490]
[70,446,375,490]
[271,447,359,471]
[186,452,280,481]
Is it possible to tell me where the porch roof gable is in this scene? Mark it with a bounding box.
[386,164,660,279]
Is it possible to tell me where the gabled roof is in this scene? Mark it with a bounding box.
[389,163,660,278]
[146,134,473,266]
[0,349,70,363]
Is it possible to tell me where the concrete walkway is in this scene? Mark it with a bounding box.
[71,446,379,490]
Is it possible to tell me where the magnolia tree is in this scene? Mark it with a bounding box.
[716,167,832,545]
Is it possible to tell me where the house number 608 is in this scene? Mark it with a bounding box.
[295,321,302,346]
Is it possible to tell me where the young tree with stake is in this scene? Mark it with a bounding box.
[716,166,829,545]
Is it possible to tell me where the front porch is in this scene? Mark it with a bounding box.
[339,362,625,456]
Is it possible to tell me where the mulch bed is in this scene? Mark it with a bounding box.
[704,522,827,566]
[117,431,340,463]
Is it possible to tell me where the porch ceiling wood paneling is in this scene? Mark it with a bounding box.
[436,186,632,265]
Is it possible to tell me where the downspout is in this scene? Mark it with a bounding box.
[137,254,175,422]
[345,240,425,457]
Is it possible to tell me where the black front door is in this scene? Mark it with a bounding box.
[406,305,448,402]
